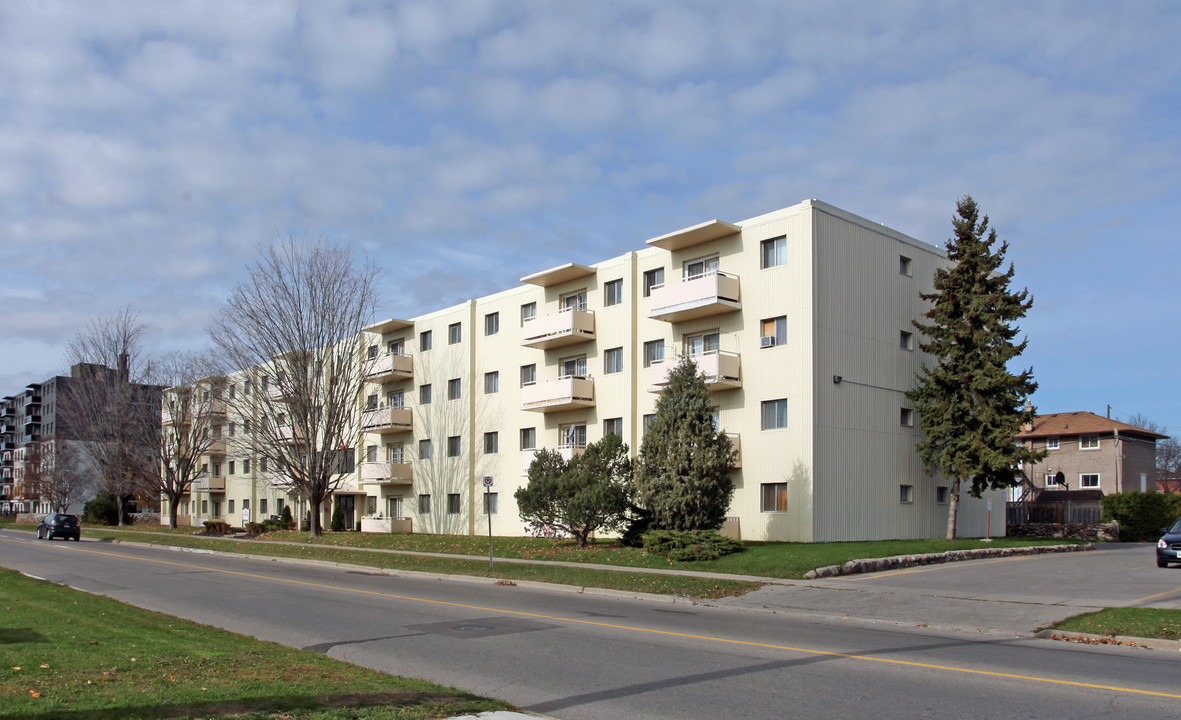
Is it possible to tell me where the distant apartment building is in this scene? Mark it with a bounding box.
[1015,411,1167,497]
[1,362,161,515]
[174,199,1003,541]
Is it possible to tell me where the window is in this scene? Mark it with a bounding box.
[447,435,461,457]
[260,457,268,472]
[419,384,432,405]
[899,484,914,503]
[228,422,236,437]
[562,290,587,312]
[212,500,221,518]
[244,419,252,434]
[228,384,236,400]
[365,445,378,462]
[643,267,664,297]
[604,418,623,437]
[448,322,462,344]
[419,439,432,460]
[520,427,536,450]
[419,329,432,351]
[388,390,405,408]
[1080,473,1101,489]
[900,331,914,350]
[761,236,786,269]
[388,338,405,354]
[228,499,235,515]
[484,432,499,454]
[685,331,719,357]
[643,414,656,433]
[643,340,664,368]
[1046,437,1060,450]
[483,492,498,515]
[521,302,536,325]
[484,371,499,394]
[243,459,250,474]
[899,255,913,276]
[560,423,587,449]
[604,279,623,306]
[760,317,786,347]
[418,494,431,514]
[276,498,285,514]
[762,399,787,430]
[448,378,461,400]
[936,486,949,504]
[243,499,250,511]
[1080,435,1100,450]
[520,364,536,386]
[213,463,221,477]
[761,482,787,512]
[900,408,914,427]
[202,500,208,515]
[368,344,379,359]
[366,393,379,410]
[1045,472,1060,487]
[484,312,499,336]
[603,347,623,374]
[561,355,587,378]
[229,460,235,475]
[447,493,461,514]
[684,256,718,279]
[260,499,268,516]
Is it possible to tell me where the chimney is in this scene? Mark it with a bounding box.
[1021,401,1034,433]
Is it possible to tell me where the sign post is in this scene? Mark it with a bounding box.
[483,476,494,568]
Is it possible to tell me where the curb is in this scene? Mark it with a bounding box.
[1034,628,1181,652]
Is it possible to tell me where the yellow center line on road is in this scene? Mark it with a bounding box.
[6,534,1181,701]
[1132,586,1181,603]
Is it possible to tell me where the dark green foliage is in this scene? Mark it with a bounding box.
[82,492,131,526]
[634,355,736,531]
[280,503,294,529]
[1101,491,1181,542]
[641,529,744,562]
[330,503,345,532]
[620,506,654,548]
[906,197,1043,539]
[515,433,632,547]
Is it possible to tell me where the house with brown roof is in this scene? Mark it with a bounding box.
[1015,411,1167,497]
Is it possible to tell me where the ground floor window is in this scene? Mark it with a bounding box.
[760,483,787,512]
[936,486,949,504]
[418,494,431,514]
[899,485,914,503]
[483,492,498,515]
[389,496,404,518]
[447,493,461,514]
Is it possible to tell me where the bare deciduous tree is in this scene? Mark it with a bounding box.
[32,441,95,513]
[65,306,163,525]
[210,238,379,537]
[1125,413,1180,475]
[156,351,222,528]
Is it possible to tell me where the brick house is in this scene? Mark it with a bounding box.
[1015,411,1167,497]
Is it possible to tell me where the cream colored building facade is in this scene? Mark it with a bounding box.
[174,199,1003,541]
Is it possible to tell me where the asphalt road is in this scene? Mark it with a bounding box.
[2,531,1180,719]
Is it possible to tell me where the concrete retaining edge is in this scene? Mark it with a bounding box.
[803,542,1093,579]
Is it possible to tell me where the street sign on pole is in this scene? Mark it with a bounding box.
[484,477,494,568]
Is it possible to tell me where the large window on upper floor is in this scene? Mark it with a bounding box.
[684,256,718,280]
[448,322,462,344]
[762,399,787,430]
[761,236,786,269]
[419,330,432,351]
[484,312,499,336]
[560,355,587,378]
[603,279,623,306]
[521,302,536,325]
[562,290,587,312]
[643,340,664,368]
[643,268,664,297]
[520,364,536,386]
[1080,435,1100,450]
[761,316,786,347]
[603,347,623,374]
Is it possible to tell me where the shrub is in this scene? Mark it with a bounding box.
[82,492,131,526]
[202,520,231,536]
[244,522,266,537]
[280,504,294,529]
[1101,491,1181,542]
[641,529,744,562]
[330,504,345,532]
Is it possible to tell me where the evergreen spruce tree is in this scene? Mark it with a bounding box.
[907,196,1043,539]
[634,355,736,531]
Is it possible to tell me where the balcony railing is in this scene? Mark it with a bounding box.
[192,474,226,492]
[276,425,306,444]
[205,437,227,456]
[521,308,596,349]
[198,400,227,417]
[521,376,595,413]
[648,271,741,323]
[363,352,413,383]
[648,351,741,392]
[361,406,413,433]
[359,461,413,484]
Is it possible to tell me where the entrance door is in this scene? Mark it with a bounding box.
[338,495,356,530]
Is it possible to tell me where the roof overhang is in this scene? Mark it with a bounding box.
[363,318,414,334]
[646,219,741,251]
[520,263,596,287]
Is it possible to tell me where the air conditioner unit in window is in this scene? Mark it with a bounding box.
[760,336,777,348]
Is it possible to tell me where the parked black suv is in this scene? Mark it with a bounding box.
[1156,519,1181,567]
[37,513,80,541]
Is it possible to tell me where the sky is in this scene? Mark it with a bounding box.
[1,1,1178,436]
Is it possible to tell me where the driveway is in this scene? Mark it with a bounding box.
[719,543,1181,635]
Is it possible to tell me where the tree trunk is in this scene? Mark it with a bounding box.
[168,493,179,529]
[308,497,323,538]
[945,476,961,540]
[116,493,125,527]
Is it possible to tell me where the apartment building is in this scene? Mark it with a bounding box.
[177,199,1003,541]
[1015,411,1166,496]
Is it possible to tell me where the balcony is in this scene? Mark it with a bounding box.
[359,461,413,485]
[361,406,413,434]
[161,409,186,426]
[192,474,226,492]
[205,438,227,456]
[24,415,42,426]
[521,376,595,413]
[648,271,741,323]
[276,425,306,444]
[648,351,742,392]
[363,352,413,383]
[521,308,596,349]
[198,400,227,418]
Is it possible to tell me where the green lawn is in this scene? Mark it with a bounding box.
[0,569,511,720]
[1051,608,1181,641]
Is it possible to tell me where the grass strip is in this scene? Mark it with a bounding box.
[0,569,511,720]
[1050,608,1181,641]
[80,529,761,599]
